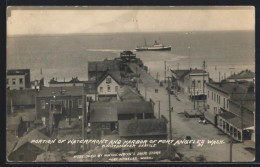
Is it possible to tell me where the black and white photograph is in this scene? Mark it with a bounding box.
[6,6,255,162]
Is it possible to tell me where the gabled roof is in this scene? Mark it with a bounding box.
[171,68,207,80]
[118,119,167,137]
[37,86,84,97]
[12,129,49,152]
[228,70,255,80]
[6,132,19,156]
[118,86,144,101]
[96,71,121,86]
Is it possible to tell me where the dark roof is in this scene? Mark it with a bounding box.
[12,129,49,152]
[7,69,30,76]
[171,68,207,80]
[37,86,84,97]
[228,70,255,80]
[118,119,167,137]
[118,86,144,101]
[6,132,19,156]
[116,101,153,114]
[171,70,190,79]
[84,81,97,94]
[96,71,121,86]
[89,103,117,122]
[89,101,154,122]
[6,89,36,106]
[219,112,253,129]
[88,60,120,72]
[206,81,253,96]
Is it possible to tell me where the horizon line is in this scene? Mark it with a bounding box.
[7,30,254,37]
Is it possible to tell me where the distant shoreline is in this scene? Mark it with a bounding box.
[7,30,254,38]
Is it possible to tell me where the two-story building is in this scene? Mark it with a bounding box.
[227,70,255,83]
[7,69,30,90]
[35,86,85,134]
[96,71,121,101]
[171,68,209,100]
[217,82,255,142]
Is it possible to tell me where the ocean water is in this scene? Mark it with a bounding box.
[7,31,255,85]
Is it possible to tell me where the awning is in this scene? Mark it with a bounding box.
[218,112,254,130]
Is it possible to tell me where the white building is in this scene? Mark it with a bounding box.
[96,71,121,101]
[6,69,30,90]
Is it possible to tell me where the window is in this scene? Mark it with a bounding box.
[115,86,118,92]
[227,100,229,109]
[12,78,16,85]
[106,77,111,83]
[20,87,23,90]
[78,99,82,108]
[107,85,111,92]
[41,100,46,109]
[198,80,201,88]
[214,93,216,102]
[223,98,226,109]
[19,78,23,84]
[100,87,103,92]
[6,79,9,85]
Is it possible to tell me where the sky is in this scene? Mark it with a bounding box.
[7,6,255,35]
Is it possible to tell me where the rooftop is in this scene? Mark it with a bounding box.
[37,86,84,97]
[118,119,167,137]
[96,70,121,86]
[12,129,49,152]
[89,103,117,122]
[49,77,85,84]
[89,101,154,122]
[219,112,253,129]
[7,69,30,76]
[228,70,255,80]
[118,86,144,101]
[171,68,207,79]
[88,60,120,72]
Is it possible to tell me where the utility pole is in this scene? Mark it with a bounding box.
[167,77,172,140]
[202,60,206,110]
[82,90,86,151]
[164,61,167,83]
[193,80,196,110]
[69,95,71,125]
[158,101,161,119]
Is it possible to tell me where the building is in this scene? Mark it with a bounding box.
[88,59,121,81]
[96,71,121,101]
[117,86,144,102]
[171,68,209,99]
[31,78,44,90]
[48,77,85,87]
[89,101,155,139]
[84,80,97,101]
[8,129,50,162]
[217,83,255,142]
[7,69,30,90]
[35,86,85,133]
[206,81,255,142]
[227,70,255,82]
[6,89,36,114]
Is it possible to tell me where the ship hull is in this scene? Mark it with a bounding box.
[136,46,171,51]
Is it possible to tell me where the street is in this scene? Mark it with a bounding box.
[129,63,255,162]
